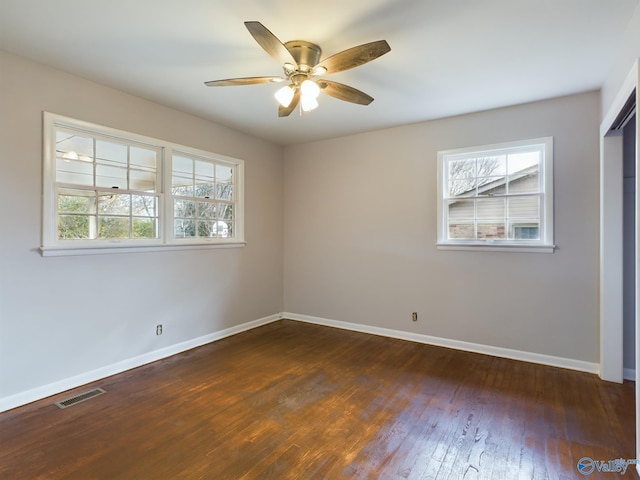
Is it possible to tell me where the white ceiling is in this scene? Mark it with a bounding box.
[1,0,638,146]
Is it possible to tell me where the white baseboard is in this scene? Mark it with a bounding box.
[624,368,636,381]
[0,314,281,413]
[283,312,600,375]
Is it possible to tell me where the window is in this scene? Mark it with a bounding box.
[171,153,235,240]
[42,113,244,256]
[54,129,161,241]
[437,137,554,252]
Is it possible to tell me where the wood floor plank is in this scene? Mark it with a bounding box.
[0,320,635,479]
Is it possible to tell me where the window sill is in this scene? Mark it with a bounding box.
[436,242,555,253]
[40,241,247,257]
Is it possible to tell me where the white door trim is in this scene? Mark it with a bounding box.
[599,59,638,383]
[599,59,638,472]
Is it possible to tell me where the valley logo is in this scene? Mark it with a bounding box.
[577,457,638,475]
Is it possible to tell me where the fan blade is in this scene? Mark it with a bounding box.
[245,21,298,68]
[278,89,300,117]
[314,40,390,75]
[318,80,374,105]
[205,76,285,87]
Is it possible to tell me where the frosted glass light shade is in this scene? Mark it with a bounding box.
[300,80,320,99]
[301,95,319,112]
[274,85,295,107]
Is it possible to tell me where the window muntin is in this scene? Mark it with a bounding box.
[42,113,245,254]
[437,138,553,251]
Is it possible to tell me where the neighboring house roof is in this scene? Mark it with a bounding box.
[452,165,538,199]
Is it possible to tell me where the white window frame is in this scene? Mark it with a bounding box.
[436,137,554,253]
[41,112,245,256]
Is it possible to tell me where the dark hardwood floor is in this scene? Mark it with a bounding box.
[0,320,635,479]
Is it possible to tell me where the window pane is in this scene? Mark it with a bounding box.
[448,158,476,179]
[217,165,232,182]
[511,223,540,240]
[212,220,230,238]
[477,198,504,219]
[197,220,230,238]
[477,177,506,195]
[216,165,233,200]
[477,156,506,177]
[194,183,214,199]
[173,155,193,175]
[195,160,214,179]
[58,190,95,214]
[57,188,97,240]
[197,201,216,219]
[448,178,479,197]
[507,151,539,175]
[508,168,539,194]
[448,221,474,239]
[216,182,233,201]
[477,222,505,239]
[132,218,157,239]
[220,204,233,222]
[96,165,127,189]
[99,217,130,238]
[507,196,539,220]
[95,139,128,188]
[197,221,213,237]
[172,156,193,196]
[174,199,195,218]
[58,215,93,239]
[130,146,157,170]
[130,169,157,192]
[96,139,127,166]
[172,176,193,196]
[56,157,94,186]
[98,194,131,215]
[174,219,195,238]
[448,199,474,221]
[56,131,94,161]
[194,160,214,198]
[132,195,156,217]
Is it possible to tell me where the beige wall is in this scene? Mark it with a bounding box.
[0,51,284,405]
[284,91,600,363]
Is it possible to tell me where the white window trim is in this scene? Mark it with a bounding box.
[436,137,555,253]
[41,112,246,256]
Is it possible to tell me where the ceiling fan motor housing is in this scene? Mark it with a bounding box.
[284,41,322,73]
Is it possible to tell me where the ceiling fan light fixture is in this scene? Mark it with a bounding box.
[205,22,391,117]
[312,66,327,76]
[301,95,319,112]
[300,79,320,99]
[274,85,295,107]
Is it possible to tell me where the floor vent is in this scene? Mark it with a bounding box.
[55,388,106,409]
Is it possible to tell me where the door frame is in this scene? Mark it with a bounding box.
[599,58,638,465]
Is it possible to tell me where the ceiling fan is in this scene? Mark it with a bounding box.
[205,21,391,117]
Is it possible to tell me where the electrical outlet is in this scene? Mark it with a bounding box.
[156,324,163,335]
[412,312,418,322]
